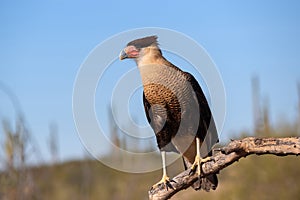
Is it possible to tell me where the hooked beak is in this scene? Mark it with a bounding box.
[119,49,128,60]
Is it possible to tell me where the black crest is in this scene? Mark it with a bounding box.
[127,35,158,49]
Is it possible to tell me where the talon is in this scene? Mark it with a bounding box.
[151,175,176,191]
[201,156,214,163]
[187,138,218,190]
[189,163,197,175]
[189,155,214,177]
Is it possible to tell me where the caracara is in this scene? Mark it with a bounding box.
[119,36,218,191]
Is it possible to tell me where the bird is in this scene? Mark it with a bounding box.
[119,35,219,191]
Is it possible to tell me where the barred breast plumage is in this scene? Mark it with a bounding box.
[120,35,219,192]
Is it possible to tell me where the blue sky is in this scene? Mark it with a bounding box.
[0,1,300,164]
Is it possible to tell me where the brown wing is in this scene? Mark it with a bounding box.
[142,92,178,152]
[184,72,219,156]
[184,72,219,191]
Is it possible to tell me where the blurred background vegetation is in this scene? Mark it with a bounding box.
[1,77,300,200]
[1,1,300,199]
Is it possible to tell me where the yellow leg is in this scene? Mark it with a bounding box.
[190,138,213,177]
[151,151,176,191]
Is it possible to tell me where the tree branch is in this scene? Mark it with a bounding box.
[148,136,300,200]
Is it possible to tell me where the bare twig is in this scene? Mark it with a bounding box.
[148,137,300,200]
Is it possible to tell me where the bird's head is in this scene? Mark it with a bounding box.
[119,35,161,61]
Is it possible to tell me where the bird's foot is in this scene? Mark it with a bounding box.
[150,175,176,191]
[189,155,214,177]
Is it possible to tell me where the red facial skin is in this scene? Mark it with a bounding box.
[124,45,139,58]
[120,45,140,60]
